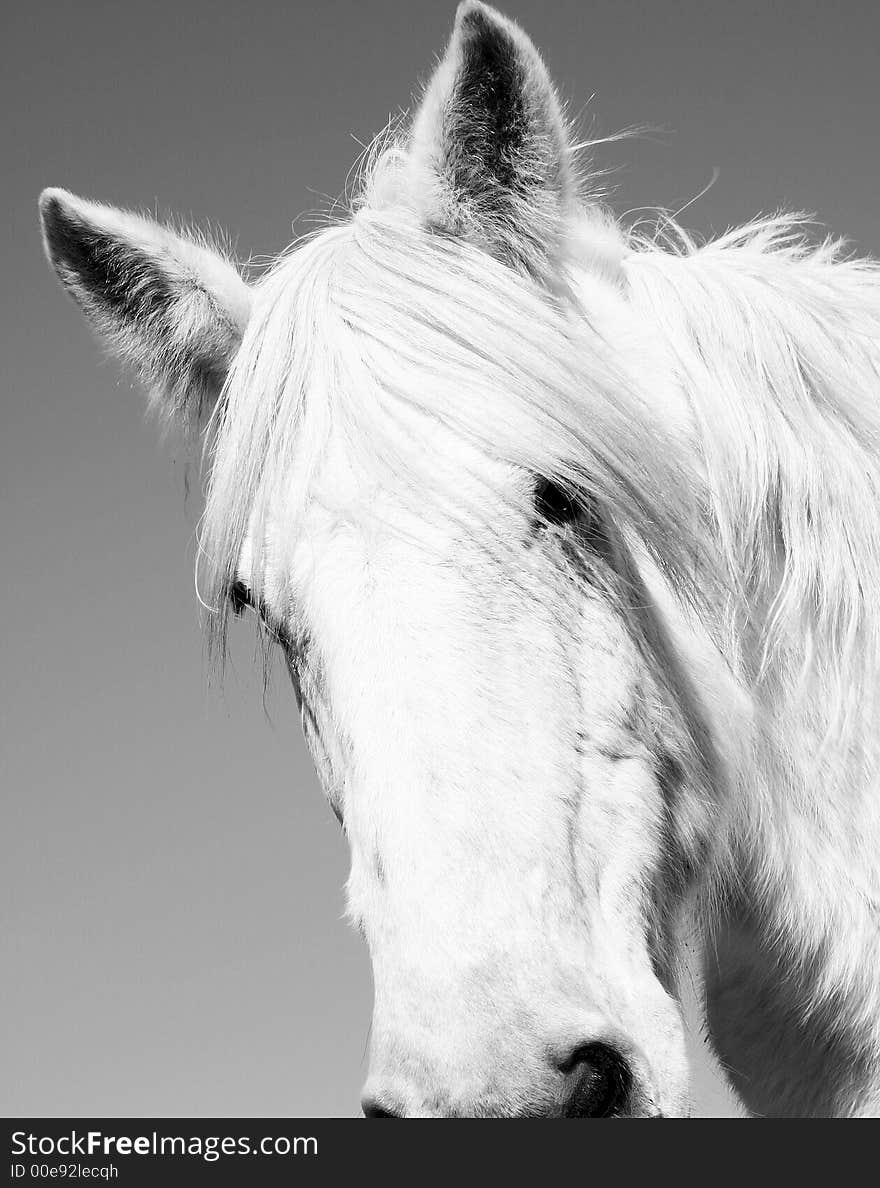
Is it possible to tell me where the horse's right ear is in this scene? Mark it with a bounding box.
[39,188,252,432]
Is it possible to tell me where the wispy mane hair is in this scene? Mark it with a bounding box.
[628,219,880,737]
[200,189,705,659]
[200,147,880,758]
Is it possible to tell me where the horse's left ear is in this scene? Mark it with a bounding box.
[39,188,251,432]
[406,1,578,284]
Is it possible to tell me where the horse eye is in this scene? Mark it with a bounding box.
[228,580,252,616]
[534,477,578,526]
[534,478,609,556]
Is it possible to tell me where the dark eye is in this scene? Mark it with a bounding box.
[226,581,291,649]
[534,478,610,555]
[228,580,253,616]
[534,477,579,526]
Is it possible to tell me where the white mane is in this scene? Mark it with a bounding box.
[202,146,880,764]
[628,221,880,739]
[201,157,704,652]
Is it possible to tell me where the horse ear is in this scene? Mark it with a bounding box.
[406,1,578,284]
[39,188,251,432]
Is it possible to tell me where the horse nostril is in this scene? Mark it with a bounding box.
[559,1042,632,1118]
[362,1096,403,1118]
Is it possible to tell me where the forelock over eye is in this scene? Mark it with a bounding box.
[228,580,253,616]
[534,478,610,556]
[225,580,293,651]
[534,477,578,526]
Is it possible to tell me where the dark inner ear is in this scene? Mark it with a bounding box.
[454,9,529,193]
[40,189,250,433]
[43,202,173,328]
[409,3,575,285]
[53,218,223,414]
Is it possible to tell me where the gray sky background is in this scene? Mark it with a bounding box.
[3,0,879,1117]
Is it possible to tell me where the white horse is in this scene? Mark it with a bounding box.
[39,2,880,1117]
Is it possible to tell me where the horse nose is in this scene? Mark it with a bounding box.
[361,1038,635,1117]
[557,1041,633,1117]
[361,1095,404,1118]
